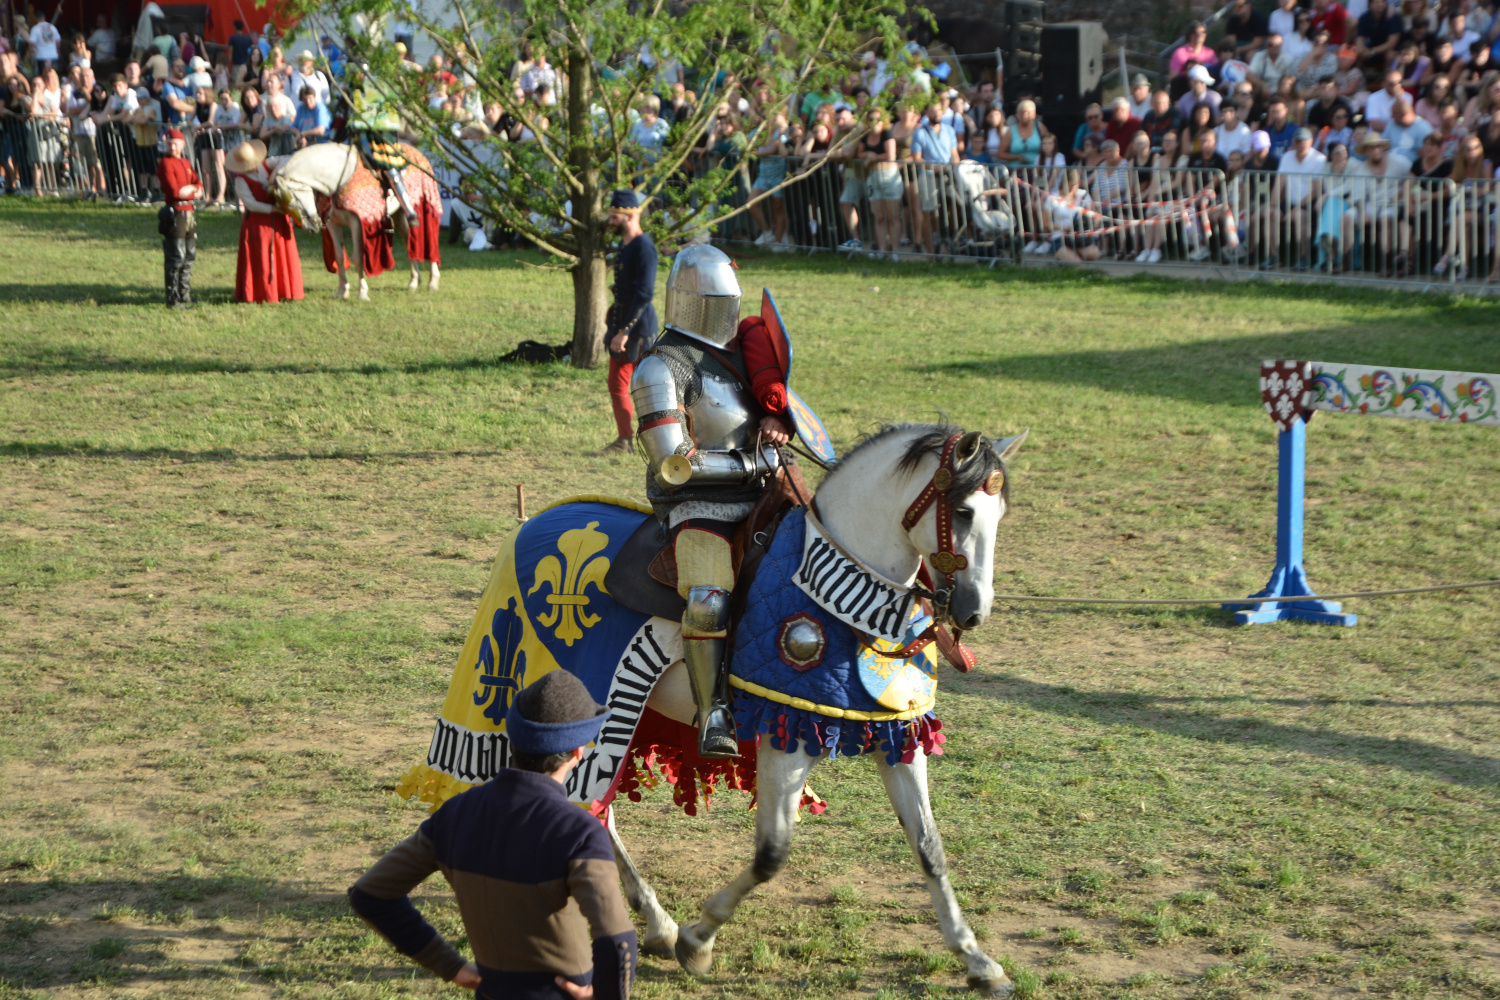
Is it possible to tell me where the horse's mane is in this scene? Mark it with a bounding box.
[828,422,1007,508]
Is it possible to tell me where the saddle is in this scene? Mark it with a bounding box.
[603,462,811,623]
[361,139,408,172]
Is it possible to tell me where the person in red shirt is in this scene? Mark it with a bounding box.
[1103,97,1144,148]
[1311,0,1356,47]
[156,127,202,308]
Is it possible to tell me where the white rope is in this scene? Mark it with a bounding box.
[993,579,1500,606]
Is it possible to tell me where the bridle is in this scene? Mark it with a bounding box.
[898,432,1004,665]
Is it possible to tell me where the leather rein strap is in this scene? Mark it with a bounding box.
[898,433,981,672]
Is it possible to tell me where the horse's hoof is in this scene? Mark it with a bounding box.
[673,922,715,976]
[407,281,419,292]
[641,923,678,959]
[967,974,1014,997]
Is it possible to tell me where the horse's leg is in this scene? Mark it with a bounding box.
[605,805,679,958]
[675,743,822,976]
[347,216,369,302]
[329,215,349,300]
[394,212,418,291]
[879,750,1011,997]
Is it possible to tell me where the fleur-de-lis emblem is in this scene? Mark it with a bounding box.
[527,522,612,646]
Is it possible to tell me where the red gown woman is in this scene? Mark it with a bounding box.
[228,140,304,303]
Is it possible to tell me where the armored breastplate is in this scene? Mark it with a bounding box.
[687,371,758,451]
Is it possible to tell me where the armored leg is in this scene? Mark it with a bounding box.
[386,167,418,224]
[682,585,739,758]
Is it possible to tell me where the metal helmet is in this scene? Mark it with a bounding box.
[663,244,742,348]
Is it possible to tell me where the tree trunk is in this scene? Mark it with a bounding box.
[570,254,609,369]
[566,41,606,369]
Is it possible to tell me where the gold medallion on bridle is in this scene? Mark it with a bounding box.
[932,468,953,491]
[930,551,967,575]
[983,470,1004,495]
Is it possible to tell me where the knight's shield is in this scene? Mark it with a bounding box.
[761,288,792,383]
[857,619,939,712]
[788,389,836,466]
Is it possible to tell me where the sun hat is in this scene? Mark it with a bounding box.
[297,49,316,62]
[1357,132,1392,151]
[504,670,609,756]
[227,138,267,173]
[1131,73,1151,87]
[1251,129,1271,151]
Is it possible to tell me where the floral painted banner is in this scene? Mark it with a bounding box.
[1307,362,1499,426]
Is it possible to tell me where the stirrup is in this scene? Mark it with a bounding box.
[697,706,740,758]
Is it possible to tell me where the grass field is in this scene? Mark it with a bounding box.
[1,200,1498,1000]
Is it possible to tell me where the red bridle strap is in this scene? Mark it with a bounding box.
[900,434,969,582]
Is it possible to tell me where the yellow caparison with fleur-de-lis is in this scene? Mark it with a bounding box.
[527,521,612,646]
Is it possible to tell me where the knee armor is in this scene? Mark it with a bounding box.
[683,585,730,634]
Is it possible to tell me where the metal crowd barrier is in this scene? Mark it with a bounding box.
[715,156,1499,292]
[1231,168,1460,285]
[715,155,1019,261]
[2,117,242,203]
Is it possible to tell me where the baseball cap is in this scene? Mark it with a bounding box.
[164,127,185,141]
[1294,127,1314,141]
[1188,64,1214,84]
[1251,130,1271,151]
[1337,44,1358,57]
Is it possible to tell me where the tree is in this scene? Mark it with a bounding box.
[293,0,912,367]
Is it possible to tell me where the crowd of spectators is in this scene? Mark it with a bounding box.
[5,0,1500,277]
[0,9,344,204]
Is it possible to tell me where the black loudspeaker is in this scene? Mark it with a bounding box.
[1003,0,1046,95]
[1040,22,1107,114]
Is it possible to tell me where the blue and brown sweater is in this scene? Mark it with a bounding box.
[348,768,637,1000]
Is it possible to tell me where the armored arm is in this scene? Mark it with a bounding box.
[630,355,780,489]
[630,355,686,477]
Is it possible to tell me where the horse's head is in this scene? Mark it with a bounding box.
[896,426,1027,631]
[272,176,321,233]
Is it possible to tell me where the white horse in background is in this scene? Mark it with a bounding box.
[270,142,441,301]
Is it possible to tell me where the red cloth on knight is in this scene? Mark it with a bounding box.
[234,175,304,304]
[157,155,200,211]
[405,198,442,265]
[736,316,787,414]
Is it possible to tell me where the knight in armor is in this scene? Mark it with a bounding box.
[630,245,794,758]
[345,63,418,224]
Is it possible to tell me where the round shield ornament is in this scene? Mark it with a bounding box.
[777,613,826,672]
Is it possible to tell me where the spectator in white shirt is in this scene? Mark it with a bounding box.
[1269,0,1299,44]
[289,51,330,108]
[1215,103,1254,157]
[87,15,115,61]
[1276,127,1327,268]
[1128,74,1153,119]
[1364,69,1405,130]
[30,16,61,71]
[1248,34,1296,94]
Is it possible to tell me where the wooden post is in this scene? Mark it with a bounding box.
[515,484,528,523]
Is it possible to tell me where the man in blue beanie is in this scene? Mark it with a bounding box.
[349,670,638,999]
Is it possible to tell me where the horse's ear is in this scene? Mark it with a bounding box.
[954,430,985,468]
[992,428,1029,461]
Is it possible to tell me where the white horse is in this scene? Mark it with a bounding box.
[609,424,1027,997]
[270,142,441,301]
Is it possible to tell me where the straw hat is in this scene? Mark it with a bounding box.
[228,139,268,173]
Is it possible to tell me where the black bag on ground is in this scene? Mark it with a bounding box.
[498,340,571,364]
